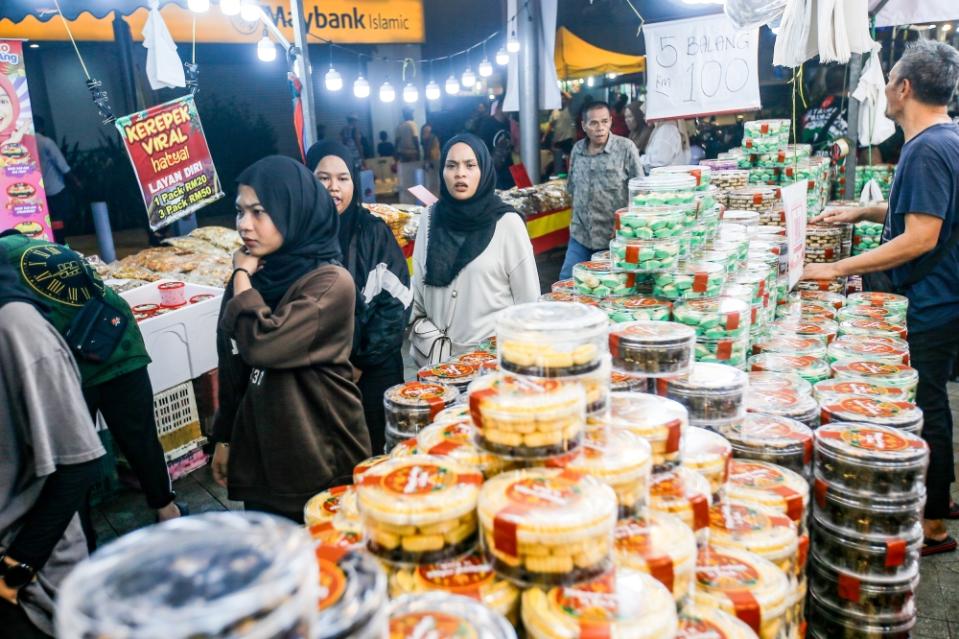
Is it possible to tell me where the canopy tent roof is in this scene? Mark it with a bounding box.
[3,0,189,22]
[868,0,959,27]
[554,26,645,80]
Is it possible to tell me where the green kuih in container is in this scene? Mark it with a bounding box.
[830,360,919,400]
[614,205,685,240]
[610,237,681,273]
[653,261,726,301]
[852,221,883,254]
[572,260,636,298]
[695,336,750,368]
[674,297,751,340]
[700,249,737,275]
[629,174,698,208]
[827,335,910,365]
[749,353,832,385]
[652,164,713,191]
[601,295,672,323]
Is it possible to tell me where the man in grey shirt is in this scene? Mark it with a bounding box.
[560,101,644,279]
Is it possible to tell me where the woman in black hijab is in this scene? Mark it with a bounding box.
[409,134,540,365]
[211,156,370,521]
[306,141,411,454]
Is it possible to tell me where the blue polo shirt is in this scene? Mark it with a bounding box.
[882,122,959,334]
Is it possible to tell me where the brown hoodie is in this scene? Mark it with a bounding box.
[213,264,371,514]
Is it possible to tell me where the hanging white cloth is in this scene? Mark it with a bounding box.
[845,0,875,55]
[817,0,851,63]
[860,178,885,203]
[142,0,185,90]
[773,0,814,68]
[852,45,896,146]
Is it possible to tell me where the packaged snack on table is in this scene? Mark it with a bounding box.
[600,295,672,323]
[572,260,637,298]
[614,512,698,605]
[795,276,847,295]
[812,515,922,579]
[308,514,367,552]
[852,221,884,254]
[700,248,738,274]
[539,292,602,306]
[702,158,742,171]
[720,414,813,477]
[712,169,751,191]
[415,421,513,478]
[838,318,908,341]
[385,382,459,437]
[750,334,827,358]
[726,186,778,212]
[546,428,653,517]
[478,468,618,586]
[653,261,726,300]
[609,236,681,272]
[356,455,481,564]
[677,604,761,639]
[56,512,319,639]
[847,290,909,313]
[694,545,791,639]
[807,589,915,639]
[830,360,918,400]
[804,225,844,263]
[387,593,516,639]
[614,205,685,239]
[653,163,713,190]
[695,335,750,368]
[608,320,696,377]
[590,392,688,471]
[743,119,790,149]
[662,363,748,426]
[674,297,751,339]
[433,403,470,424]
[522,568,679,639]
[707,238,749,271]
[682,426,733,497]
[468,374,586,458]
[498,302,607,377]
[353,455,391,483]
[748,371,812,396]
[721,284,764,327]
[820,395,923,434]
[305,484,359,527]
[812,472,925,538]
[748,353,831,385]
[709,501,800,578]
[610,370,647,392]
[745,385,821,428]
[629,174,698,207]
[723,209,761,227]
[726,460,810,529]
[770,317,838,344]
[591,249,611,261]
[388,552,520,624]
[814,423,929,496]
[649,467,713,540]
[551,278,575,293]
[836,303,907,325]
[808,557,918,624]
[813,378,909,403]
[417,363,479,392]
[731,270,768,306]
[315,543,389,639]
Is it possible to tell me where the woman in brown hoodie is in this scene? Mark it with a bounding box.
[211,155,371,522]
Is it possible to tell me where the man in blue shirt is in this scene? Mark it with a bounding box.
[807,40,959,555]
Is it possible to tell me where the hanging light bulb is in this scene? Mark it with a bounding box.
[220,0,241,16]
[445,74,460,95]
[188,0,210,13]
[425,80,441,101]
[495,47,509,66]
[325,67,343,91]
[257,33,276,62]
[461,67,476,89]
[586,76,594,87]
[353,75,370,98]
[507,32,520,53]
[379,81,396,103]
[403,83,419,103]
[478,58,493,78]
[239,0,261,22]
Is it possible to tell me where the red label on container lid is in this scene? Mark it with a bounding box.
[814,477,828,509]
[625,244,641,264]
[726,312,741,331]
[885,539,907,568]
[838,572,861,603]
[693,272,709,293]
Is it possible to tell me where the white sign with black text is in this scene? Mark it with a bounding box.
[782,180,809,289]
[643,14,761,121]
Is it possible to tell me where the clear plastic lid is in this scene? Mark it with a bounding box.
[415,421,512,477]
[830,360,918,388]
[676,604,760,639]
[745,386,820,423]
[652,261,726,299]
[600,295,672,323]
[721,413,813,464]
[718,223,749,241]
[813,379,908,402]
[304,484,358,527]
[547,428,653,492]
[836,303,906,324]
[708,501,799,568]
[808,590,916,639]
[820,395,923,432]
[56,512,318,639]
[522,569,678,639]
[387,593,516,639]
[433,403,471,424]
[610,320,697,348]
[609,236,682,272]
[455,351,499,368]
[750,335,826,358]
[673,297,751,338]
[385,382,459,414]
[726,460,810,525]
[682,427,733,492]
[701,158,742,171]
[552,278,575,293]
[591,249,612,261]
[315,543,388,639]
[814,422,928,467]
[609,370,647,392]
[630,173,698,193]
[356,455,482,526]
[614,512,697,598]
[468,373,587,425]
[615,205,685,237]
[417,363,479,388]
[652,163,713,185]
[497,302,607,376]
[838,318,908,340]
[771,317,839,340]
[847,291,909,311]
[353,455,391,483]
[723,210,760,227]
[694,545,790,631]
[797,291,846,311]
[667,362,749,394]
[649,467,713,532]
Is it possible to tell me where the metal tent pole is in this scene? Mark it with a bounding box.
[518,0,541,184]
[843,52,863,200]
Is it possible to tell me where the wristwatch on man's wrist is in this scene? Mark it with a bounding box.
[0,553,36,589]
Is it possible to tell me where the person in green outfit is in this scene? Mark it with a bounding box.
[0,230,183,533]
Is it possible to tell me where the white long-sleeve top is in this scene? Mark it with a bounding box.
[643,121,692,170]
[410,207,540,359]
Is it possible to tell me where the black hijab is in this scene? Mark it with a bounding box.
[0,245,48,313]
[424,133,515,287]
[305,141,361,267]
[236,155,342,309]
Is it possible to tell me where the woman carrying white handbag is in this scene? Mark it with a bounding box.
[410,133,540,366]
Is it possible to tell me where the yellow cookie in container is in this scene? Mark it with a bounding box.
[649,466,713,545]
[726,460,810,533]
[676,604,760,639]
[477,468,617,587]
[304,485,366,551]
[356,455,482,565]
[389,551,520,626]
[694,545,790,639]
[541,427,653,517]
[521,568,678,639]
[682,426,733,498]
[589,391,688,471]
[709,501,800,580]
[468,373,587,459]
[415,420,513,478]
[613,511,697,606]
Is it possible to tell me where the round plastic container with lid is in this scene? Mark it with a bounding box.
[813,471,925,538]
[497,302,607,377]
[608,320,696,377]
[353,455,391,483]
[614,511,698,605]
[726,459,810,529]
[707,238,749,270]
[695,335,750,369]
[814,422,929,496]
[852,221,884,254]
[827,335,910,365]
[572,261,637,298]
[682,426,733,496]
[813,378,909,403]
[804,225,843,262]
[726,186,778,212]
[676,604,761,639]
[838,318,908,341]
[808,556,918,624]
[615,205,685,239]
[610,370,648,392]
[820,395,923,434]
[812,515,923,579]
[663,363,748,426]
[56,512,319,639]
[314,543,389,639]
[589,392,688,471]
[591,249,612,261]
[385,382,460,437]
[415,421,513,478]
[600,295,672,323]
[847,291,909,313]
[702,158,742,171]
[653,163,713,189]
[674,296,751,340]
[694,544,791,639]
[795,276,847,295]
[700,248,738,274]
[552,278,575,293]
[356,455,482,564]
[723,209,761,227]
[798,289,847,310]
[712,169,751,191]
[649,467,713,539]
[522,568,679,639]
[478,468,618,586]
[836,302,907,325]
[750,334,826,359]
[387,593,516,639]
[830,360,918,400]
[388,552,520,625]
[545,427,653,518]
[609,236,681,272]
[307,510,367,552]
[652,261,726,301]
[709,501,800,578]
[770,317,839,345]
[807,588,915,639]
[305,484,359,527]
[720,413,813,477]
[417,363,479,392]
[629,174,698,207]
[747,371,812,396]
[745,385,821,428]
[468,373,587,458]
[432,403,470,424]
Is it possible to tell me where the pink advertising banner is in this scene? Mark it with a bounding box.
[0,40,51,241]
